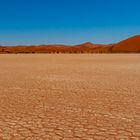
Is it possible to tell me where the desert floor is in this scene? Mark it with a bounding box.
[0,54,140,140]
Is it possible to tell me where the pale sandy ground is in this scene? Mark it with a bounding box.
[0,54,140,140]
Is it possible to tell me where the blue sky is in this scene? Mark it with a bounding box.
[0,0,140,45]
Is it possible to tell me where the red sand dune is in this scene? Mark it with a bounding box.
[0,43,107,53]
[112,35,140,52]
[0,35,140,53]
[75,42,106,48]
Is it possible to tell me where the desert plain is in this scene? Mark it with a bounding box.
[0,54,140,140]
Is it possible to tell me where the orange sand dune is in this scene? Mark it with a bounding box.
[1,35,140,53]
[112,35,140,52]
[0,43,108,53]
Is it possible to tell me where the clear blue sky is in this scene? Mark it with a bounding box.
[0,0,140,45]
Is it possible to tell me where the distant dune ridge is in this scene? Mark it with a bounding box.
[0,35,140,53]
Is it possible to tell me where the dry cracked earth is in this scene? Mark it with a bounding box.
[0,54,140,140]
